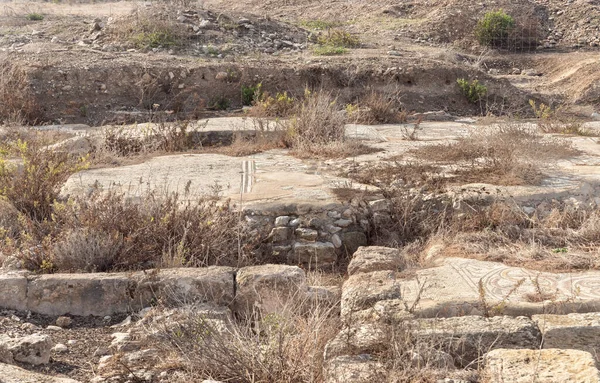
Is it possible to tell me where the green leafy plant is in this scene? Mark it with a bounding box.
[457,78,487,103]
[475,10,515,48]
[241,83,262,106]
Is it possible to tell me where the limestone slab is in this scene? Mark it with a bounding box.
[533,312,600,359]
[483,349,600,383]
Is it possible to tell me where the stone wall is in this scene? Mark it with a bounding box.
[243,202,371,268]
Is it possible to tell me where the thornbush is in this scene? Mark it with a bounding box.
[475,10,515,48]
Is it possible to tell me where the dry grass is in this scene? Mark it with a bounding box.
[0,55,41,124]
[349,91,406,125]
[153,297,340,383]
[107,5,187,50]
[410,124,578,186]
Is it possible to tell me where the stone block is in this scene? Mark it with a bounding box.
[533,312,600,358]
[292,242,337,266]
[348,246,406,276]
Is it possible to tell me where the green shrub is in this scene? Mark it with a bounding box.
[26,13,44,21]
[241,83,262,106]
[475,10,515,48]
[132,30,177,49]
[317,29,360,48]
[457,78,487,103]
[313,45,347,55]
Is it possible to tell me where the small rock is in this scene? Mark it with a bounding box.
[215,72,229,81]
[334,219,352,228]
[275,216,291,226]
[56,316,72,328]
[52,343,68,353]
[46,325,62,331]
[295,228,318,241]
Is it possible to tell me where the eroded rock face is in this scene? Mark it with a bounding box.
[347,246,406,276]
[483,348,600,383]
[0,362,81,382]
[0,334,52,365]
[233,264,307,317]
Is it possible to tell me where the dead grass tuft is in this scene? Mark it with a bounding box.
[411,124,578,186]
[154,297,340,382]
[0,55,41,124]
[349,91,406,125]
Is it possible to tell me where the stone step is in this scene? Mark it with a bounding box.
[533,312,600,360]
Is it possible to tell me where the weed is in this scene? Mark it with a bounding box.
[132,30,178,49]
[529,100,595,136]
[26,13,44,21]
[318,45,345,57]
[312,45,347,56]
[241,83,262,106]
[251,92,295,117]
[317,29,360,48]
[208,96,231,111]
[457,78,487,104]
[0,56,41,124]
[349,91,404,124]
[300,19,340,30]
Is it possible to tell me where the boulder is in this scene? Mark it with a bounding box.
[0,334,52,365]
[348,246,406,275]
[0,274,27,311]
[483,348,600,383]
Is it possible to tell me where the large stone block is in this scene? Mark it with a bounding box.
[26,273,135,316]
[533,312,600,359]
[341,270,403,320]
[135,267,236,308]
[26,267,236,316]
[348,246,406,276]
[411,316,541,366]
[483,349,600,383]
[0,273,27,311]
[0,334,52,365]
[234,264,307,317]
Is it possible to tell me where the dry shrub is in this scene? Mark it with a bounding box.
[214,118,288,156]
[411,124,578,186]
[0,138,89,222]
[154,297,340,382]
[350,91,405,124]
[287,90,374,158]
[0,55,41,124]
[46,190,260,272]
[108,5,186,50]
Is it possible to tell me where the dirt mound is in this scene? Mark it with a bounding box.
[100,5,308,56]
